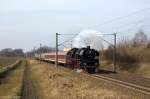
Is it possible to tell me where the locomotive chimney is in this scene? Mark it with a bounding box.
[87,46,90,49]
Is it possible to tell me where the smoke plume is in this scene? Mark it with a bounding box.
[73,29,104,51]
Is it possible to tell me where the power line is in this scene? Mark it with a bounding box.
[115,17,150,31]
[58,33,77,47]
[98,36,114,46]
[58,33,77,42]
[118,23,150,33]
[58,33,78,36]
[58,39,72,46]
[88,7,150,28]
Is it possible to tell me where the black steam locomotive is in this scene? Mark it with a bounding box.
[66,46,100,73]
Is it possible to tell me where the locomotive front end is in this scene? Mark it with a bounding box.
[78,46,99,73]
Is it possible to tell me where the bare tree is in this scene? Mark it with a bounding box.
[117,37,131,48]
[147,38,150,48]
[36,46,55,54]
[132,30,148,47]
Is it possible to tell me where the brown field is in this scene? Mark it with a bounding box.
[0,59,149,99]
[0,57,17,68]
[0,60,26,99]
[0,57,20,75]
[22,60,148,99]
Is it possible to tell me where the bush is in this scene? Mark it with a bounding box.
[102,47,150,64]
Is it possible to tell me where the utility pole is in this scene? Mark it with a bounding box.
[98,33,117,73]
[55,33,59,67]
[33,46,36,58]
[71,40,72,48]
[113,33,117,73]
[40,43,42,64]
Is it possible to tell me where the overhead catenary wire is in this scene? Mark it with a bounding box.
[57,8,150,45]
[56,33,79,51]
[97,36,114,46]
[88,7,150,29]
[93,16,150,36]
[59,12,150,46]
[115,17,150,31]
[58,39,72,46]
[118,23,150,34]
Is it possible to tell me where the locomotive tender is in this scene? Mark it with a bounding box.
[35,46,100,73]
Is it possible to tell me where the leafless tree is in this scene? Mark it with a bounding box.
[132,30,148,47]
[117,37,131,48]
[147,38,150,48]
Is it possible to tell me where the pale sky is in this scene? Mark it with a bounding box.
[0,0,150,51]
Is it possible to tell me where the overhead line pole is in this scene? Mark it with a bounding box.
[71,40,73,48]
[55,33,77,67]
[33,46,36,58]
[40,43,42,64]
[55,33,59,67]
[113,33,117,73]
[98,33,117,73]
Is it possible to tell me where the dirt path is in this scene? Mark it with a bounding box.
[22,64,40,99]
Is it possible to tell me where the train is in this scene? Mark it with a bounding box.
[35,46,100,73]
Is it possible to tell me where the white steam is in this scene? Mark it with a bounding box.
[73,29,104,51]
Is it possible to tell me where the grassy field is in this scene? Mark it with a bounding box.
[0,57,18,68]
[0,60,26,99]
[24,60,146,99]
[0,57,21,76]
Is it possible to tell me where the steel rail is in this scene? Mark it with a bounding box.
[90,74,150,95]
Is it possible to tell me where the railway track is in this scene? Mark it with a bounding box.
[90,74,150,95]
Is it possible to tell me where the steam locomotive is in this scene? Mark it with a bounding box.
[35,46,100,73]
[66,46,99,73]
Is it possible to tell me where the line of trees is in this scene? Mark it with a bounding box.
[25,46,55,57]
[103,30,150,65]
[117,30,150,48]
[0,48,24,57]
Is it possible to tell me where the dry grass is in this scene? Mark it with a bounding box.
[27,60,144,99]
[0,61,25,98]
[0,60,20,75]
[133,63,150,78]
[102,47,150,63]
[0,57,17,68]
[101,47,150,78]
